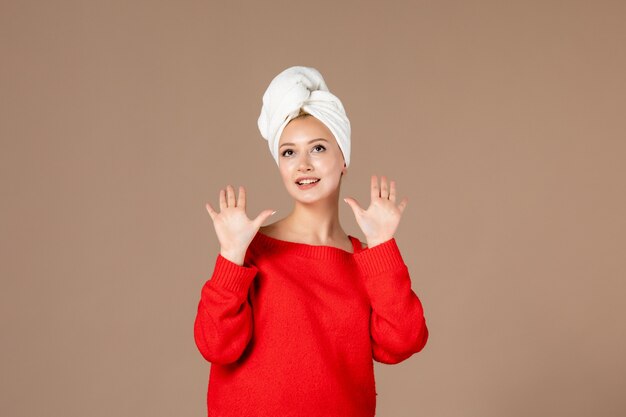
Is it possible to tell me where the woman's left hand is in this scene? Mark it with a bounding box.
[343,175,408,247]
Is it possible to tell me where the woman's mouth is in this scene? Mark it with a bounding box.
[295,178,320,190]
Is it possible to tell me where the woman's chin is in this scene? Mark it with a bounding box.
[290,191,338,205]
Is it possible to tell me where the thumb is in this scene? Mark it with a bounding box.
[343,197,362,215]
[253,209,278,228]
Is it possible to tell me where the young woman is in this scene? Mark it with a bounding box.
[194,66,429,417]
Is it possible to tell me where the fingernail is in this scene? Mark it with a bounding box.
[271,210,277,215]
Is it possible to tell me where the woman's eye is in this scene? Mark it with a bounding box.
[281,145,325,157]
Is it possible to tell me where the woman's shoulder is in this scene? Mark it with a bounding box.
[258,222,304,243]
[258,224,283,240]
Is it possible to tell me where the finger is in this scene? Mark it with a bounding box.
[398,197,408,214]
[380,175,389,199]
[219,188,226,210]
[370,175,379,200]
[238,186,246,208]
[254,209,277,228]
[226,184,236,207]
[205,202,217,221]
[344,197,364,215]
[389,180,397,202]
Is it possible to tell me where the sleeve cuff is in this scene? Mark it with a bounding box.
[353,237,406,277]
[208,254,258,296]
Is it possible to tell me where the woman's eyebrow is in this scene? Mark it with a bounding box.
[280,138,328,148]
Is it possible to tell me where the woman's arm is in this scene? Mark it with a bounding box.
[353,237,429,364]
[193,253,257,365]
[198,183,275,365]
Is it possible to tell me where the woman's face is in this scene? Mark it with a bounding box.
[277,115,347,204]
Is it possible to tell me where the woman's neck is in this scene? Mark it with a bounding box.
[268,201,347,245]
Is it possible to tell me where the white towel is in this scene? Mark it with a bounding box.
[257,66,351,167]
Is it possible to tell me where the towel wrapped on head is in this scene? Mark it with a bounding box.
[257,66,351,167]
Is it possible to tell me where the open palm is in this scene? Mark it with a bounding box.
[205,185,276,255]
[343,175,408,247]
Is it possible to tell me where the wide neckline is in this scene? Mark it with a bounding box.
[252,231,362,259]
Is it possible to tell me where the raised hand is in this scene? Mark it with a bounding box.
[205,185,276,265]
[343,175,408,247]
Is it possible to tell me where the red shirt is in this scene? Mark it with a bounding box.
[194,232,428,417]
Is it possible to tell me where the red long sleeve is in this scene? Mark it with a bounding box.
[353,238,429,364]
[193,254,257,365]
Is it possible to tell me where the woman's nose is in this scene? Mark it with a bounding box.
[297,153,313,171]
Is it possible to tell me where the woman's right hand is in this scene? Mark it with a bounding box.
[205,185,276,265]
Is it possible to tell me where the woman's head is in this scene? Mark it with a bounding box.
[277,110,347,204]
[257,66,351,169]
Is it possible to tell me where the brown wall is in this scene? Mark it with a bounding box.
[1,1,625,416]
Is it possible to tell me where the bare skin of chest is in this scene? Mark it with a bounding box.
[259,225,357,253]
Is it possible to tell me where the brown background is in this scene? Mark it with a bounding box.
[1,1,625,416]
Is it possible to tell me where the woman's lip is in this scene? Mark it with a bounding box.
[295,178,320,184]
[296,179,320,189]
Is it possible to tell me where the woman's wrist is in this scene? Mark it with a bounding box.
[219,249,245,266]
[366,236,393,248]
